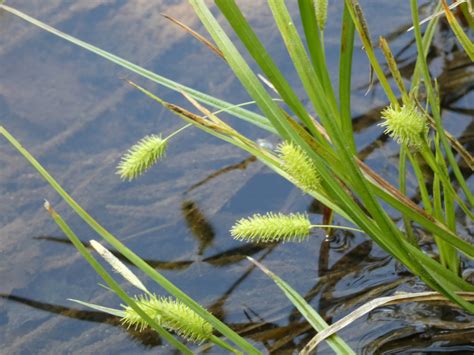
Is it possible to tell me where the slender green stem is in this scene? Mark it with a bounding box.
[399,147,416,244]
[410,0,473,206]
[165,123,192,140]
[0,126,260,354]
[45,202,192,354]
[419,144,473,220]
[406,150,433,215]
[310,225,363,233]
[209,335,241,354]
[297,0,340,123]
[210,98,283,117]
[410,3,441,93]
[433,134,459,273]
[339,2,357,154]
[0,4,275,134]
[343,0,398,104]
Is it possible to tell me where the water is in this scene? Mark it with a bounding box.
[0,1,473,353]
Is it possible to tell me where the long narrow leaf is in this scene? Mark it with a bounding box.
[338,3,357,153]
[410,0,473,206]
[44,202,192,354]
[441,0,474,60]
[247,257,355,355]
[69,299,126,318]
[0,4,274,134]
[302,291,474,353]
[215,0,325,143]
[0,126,260,354]
[297,0,340,125]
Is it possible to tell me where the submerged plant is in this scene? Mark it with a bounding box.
[379,103,428,150]
[122,294,213,343]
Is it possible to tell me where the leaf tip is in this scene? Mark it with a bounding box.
[43,199,52,212]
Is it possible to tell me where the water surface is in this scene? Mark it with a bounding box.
[0,1,473,353]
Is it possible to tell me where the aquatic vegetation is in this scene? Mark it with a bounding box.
[277,141,321,194]
[1,0,473,353]
[231,212,312,243]
[231,212,362,243]
[117,124,190,181]
[379,103,428,150]
[122,295,213,343]
[117,135,168,181]
[315,0,328,32]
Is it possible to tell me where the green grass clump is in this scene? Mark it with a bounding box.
[1,0,474,353]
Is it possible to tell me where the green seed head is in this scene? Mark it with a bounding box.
[117,135,167,181]
[230,212,312,243]
[122,294,213,343]
[277,141,321,194]
[315,0,328,31]
[379,103,428,150]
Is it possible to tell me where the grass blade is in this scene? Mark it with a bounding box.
[302,291,474,353]
[297,0,339,125]
[0,4,274,134]
[247,257,355,355]
[410,0,473,206]
[338,3,357,153]
[69,299,126,318]
[188,0,300,141]
[44,201,192,354]
[215,0,324,143]
[0,126,259,354]
[344,0,398,104]
[441,0,474,60]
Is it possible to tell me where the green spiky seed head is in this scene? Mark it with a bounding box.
[315,0,328,31]
[379,103,428,150]
[277,141,321,193]
[230,212,312,243]
[122,294,213,343]
[117,135,167,181]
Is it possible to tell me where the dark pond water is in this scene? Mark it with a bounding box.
[0,1,473,353]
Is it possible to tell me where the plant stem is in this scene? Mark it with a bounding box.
[310,225,363,233]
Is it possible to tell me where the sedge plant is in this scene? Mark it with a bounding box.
[1,0,473,353]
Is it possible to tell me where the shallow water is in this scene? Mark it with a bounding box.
[0,1,473,353]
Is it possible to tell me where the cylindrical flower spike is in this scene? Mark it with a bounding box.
[230,212,312,243]
[117,134,168,181]
[379,103,428,150]
[277,141,321,194]
[122,294,213,343]
[315,0,328,31]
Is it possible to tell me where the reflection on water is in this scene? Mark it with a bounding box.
[181,200,215,256]
[0,0,473,353]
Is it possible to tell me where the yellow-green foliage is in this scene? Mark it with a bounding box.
[122,294,213,343]
[231,212,312,243]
